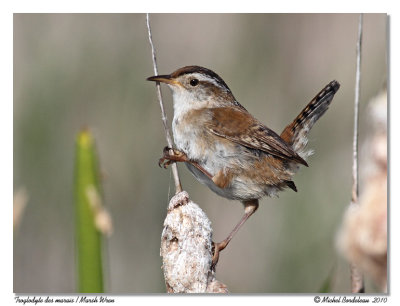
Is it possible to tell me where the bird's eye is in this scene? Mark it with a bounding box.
[189,78,199,86]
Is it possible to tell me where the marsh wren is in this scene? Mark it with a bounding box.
[147,66,340,264]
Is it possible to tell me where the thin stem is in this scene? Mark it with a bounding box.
[352,14,363,205]
[350,13,364,294]
[146,13,182,194]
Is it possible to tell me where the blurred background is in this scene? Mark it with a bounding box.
[13,13,387,293]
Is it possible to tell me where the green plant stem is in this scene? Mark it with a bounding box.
[74,129,104,293]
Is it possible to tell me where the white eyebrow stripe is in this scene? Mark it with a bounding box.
[191,73,229,91]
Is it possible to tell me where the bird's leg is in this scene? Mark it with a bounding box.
[212,199,259,267]
[159,146,213,180]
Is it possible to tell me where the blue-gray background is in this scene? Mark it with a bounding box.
[13,13,387,293]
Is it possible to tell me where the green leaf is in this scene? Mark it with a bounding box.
[74,129,104,293]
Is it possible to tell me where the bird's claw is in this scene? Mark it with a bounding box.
[158,147,173,168]
[211,242,219,270]
[158,146,186,169]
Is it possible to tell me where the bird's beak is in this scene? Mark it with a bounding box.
[146,75,179,86]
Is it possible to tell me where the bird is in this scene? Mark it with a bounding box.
[147,65,340,265]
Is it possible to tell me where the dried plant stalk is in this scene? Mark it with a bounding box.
[350,13,365,294]
[145,13,227,293]
[160,191,228,293]
[146,14,182,194]
[338,89,387,293]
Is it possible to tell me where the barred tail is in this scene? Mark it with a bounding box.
[280,80,340,155]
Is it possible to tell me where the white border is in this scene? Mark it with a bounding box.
[3,1,399,306]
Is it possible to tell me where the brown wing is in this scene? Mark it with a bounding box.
[205,107,308,166]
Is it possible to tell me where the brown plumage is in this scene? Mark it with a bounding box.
[148,66,340,265]
[206,107,308,166]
